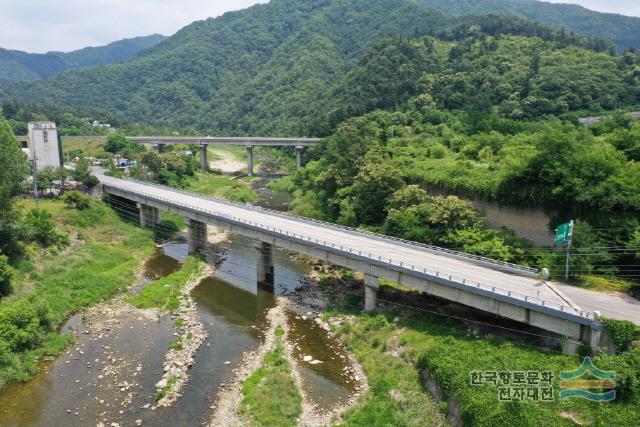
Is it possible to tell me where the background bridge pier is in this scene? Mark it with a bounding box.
[246,146,254,177]
[199,146,208,170]
[295,145,303,169]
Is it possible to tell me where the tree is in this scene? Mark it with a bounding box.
[384,195,482,245]
[21,209,65,247]
[104,133,132,154]
[72,158,99,187]
[0,256,14,297]
[0,119,28,257]
[386,185,429,210]
[337,158,404,225]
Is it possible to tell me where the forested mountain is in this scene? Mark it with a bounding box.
[1,0,633,136]
[417,0,640,51]
[0,0,454,132]
[0,34,166,83]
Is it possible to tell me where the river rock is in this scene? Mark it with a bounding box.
[303,355,313,362]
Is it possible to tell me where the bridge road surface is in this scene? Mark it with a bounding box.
[98,174,583,314]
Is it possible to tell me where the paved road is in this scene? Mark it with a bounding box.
[556,285,640,325]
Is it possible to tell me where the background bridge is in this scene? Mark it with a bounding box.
[99,174,604,354]
[129,136,321,176]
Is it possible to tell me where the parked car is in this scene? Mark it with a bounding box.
[630,285,640,300]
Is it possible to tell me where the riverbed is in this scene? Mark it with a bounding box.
[0,233,356,427]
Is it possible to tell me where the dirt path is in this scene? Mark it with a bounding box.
[209,151,246,173]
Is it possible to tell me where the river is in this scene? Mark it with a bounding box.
[0,178,355,426]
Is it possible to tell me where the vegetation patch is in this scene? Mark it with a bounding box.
[186,171,256,203]
[0,199,155,388]
[126,256,202,311]
[326,279,640,427]
[240,333,302,427]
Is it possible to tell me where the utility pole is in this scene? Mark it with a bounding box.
[32,156,39,208]
[565,220,574,281]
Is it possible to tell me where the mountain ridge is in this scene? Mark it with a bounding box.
[0,34,167,83]
[416,0,640,51]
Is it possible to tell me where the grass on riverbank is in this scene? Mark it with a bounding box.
[126,256,202,311]
[0,199,156,388]
[325,279,640,427]
[240,327,302,427]
[185,171,256,203]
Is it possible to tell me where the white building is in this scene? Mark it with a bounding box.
[27,121,62,171]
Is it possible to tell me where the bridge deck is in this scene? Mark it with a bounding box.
[99,175,593,325]
[129,136,319,146]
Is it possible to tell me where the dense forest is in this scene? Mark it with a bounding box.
[417,0,640,52]
[0,34,166,83]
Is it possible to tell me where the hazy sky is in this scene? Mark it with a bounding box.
[0,0,266,53]
[0,0,638,53]
[545,0,640,16]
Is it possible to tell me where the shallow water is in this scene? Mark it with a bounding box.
[142,247,182,282]
[287,312,357,411]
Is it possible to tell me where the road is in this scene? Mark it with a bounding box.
[556,284,640,325]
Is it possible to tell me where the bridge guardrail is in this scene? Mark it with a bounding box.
[119,177,539,276]
[103,180,594,322]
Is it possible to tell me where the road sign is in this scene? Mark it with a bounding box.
[555,221,573,246]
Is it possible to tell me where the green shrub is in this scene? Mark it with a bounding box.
[21,209,66,247]
[0,256,13,297]
[62,191,91,210]
[602,318,640,352]
[0,297,52,353]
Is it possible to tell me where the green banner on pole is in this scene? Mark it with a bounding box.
[555,221,573,246]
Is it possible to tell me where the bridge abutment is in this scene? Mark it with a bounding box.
[138,203,159,228]
[199,146,208,170]
[364,274,380,312]
[246,146,254,177]
[188,219,208,254]
[257,242,275,287]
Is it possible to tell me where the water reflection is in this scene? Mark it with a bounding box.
[208,234,307,296]
[143,247,182,282]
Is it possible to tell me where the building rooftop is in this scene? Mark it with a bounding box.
[29,121,57,130]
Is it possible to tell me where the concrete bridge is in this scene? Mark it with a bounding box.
[128,136,320,176]
[99,175,603,354]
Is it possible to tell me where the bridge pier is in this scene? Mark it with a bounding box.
[257,242,275,287]
[199,146,208,171]
[364,275,379,312]
[246,146,254,177]
[138,203,159,228]
[188,219,208,254]
[295,145,303,169]
[152,144,166,154]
